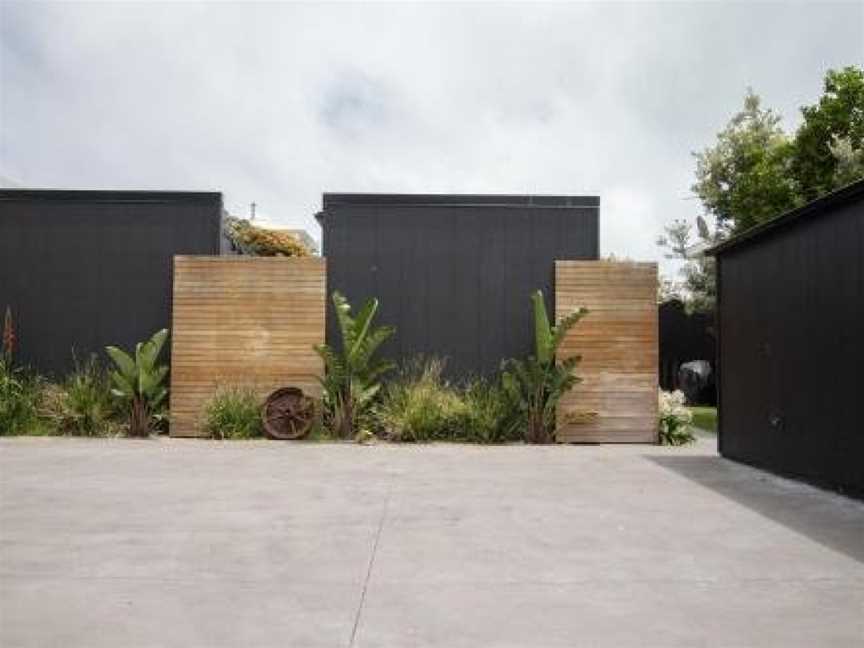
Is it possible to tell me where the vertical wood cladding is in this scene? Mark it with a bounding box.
[169,256,325,437]
[713,182,864,496]
[319,194,600,379]
[0,190,223,377]
[555,261,659,443]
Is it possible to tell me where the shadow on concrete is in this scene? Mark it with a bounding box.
[647,455,864,564]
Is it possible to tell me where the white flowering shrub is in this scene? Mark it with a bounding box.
[658,389,695,446]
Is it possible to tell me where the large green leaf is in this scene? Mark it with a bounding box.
[348,298,378,364]
[552,307,589,353]
[532,291,553,365]
[105,346,136,382]
[140,365,168,398]
[501,368,526,409]
[363,358,396,384]
[354,382,381,406]
[331,292,356,351]
[150,386,168,408]
[354,325,394,371]
[108,369,135,399]
[137,329,168,372]
[315,344,346,379]
[149,329,169,358]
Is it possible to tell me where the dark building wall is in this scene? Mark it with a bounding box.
[0,190,223,377]
[714,183,864,496]
[319,193,599,379]
[658,300,716,402]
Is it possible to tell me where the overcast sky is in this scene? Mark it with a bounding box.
[1,2,862,273]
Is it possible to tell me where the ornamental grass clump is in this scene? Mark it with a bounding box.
[41,355,118,436]
[658,389,696,445]
[374,357,463,442]
[456,378,521,444]
[201,385,264,439]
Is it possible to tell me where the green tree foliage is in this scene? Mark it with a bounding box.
[664,66,864,313]
[501,291,588,444]
[314,292,395,439]
[829,136,864,187]
[656,215,720,313]
[692,90,799,234]
[792,66,864,200]
[105,329,169,437]
[693,67,864,236]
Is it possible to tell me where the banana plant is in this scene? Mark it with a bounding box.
[502,291,588,444]
[105,329,169,437]
[315,291,395,438]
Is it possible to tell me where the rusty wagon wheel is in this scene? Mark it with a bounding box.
[262,387,316,440]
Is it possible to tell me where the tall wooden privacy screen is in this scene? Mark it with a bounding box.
[556,261,658,443]
[169,256,326,437]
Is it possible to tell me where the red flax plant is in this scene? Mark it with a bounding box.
[2,307,15,362]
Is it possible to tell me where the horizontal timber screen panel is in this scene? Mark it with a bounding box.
[169,256,326,437]
[556,260,658,443]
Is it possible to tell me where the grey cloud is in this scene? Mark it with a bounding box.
[319,69,393,136]
[1,1,862,275]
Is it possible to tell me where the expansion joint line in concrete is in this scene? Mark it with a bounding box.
[348,481,392,647]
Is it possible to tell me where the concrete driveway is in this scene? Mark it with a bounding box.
[1,435,862,647]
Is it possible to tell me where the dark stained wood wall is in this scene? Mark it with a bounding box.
[0,190,223,378]
[319,194,599,379]
[659,300,715,401]
[716,183,864,496]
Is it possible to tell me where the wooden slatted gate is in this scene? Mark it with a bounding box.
[169,256,326,437]
[555,260,658,443]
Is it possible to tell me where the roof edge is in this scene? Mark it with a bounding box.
[706,179,864,256]
[0,189,223,205]
[322,192,600,209]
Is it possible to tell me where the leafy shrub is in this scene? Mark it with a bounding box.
[40,356,118,436]
[456,379,521,444]
[315,292,395,438]
[658,390,695,445]
[502,291,588,444]
[105,329,169,437]
[374,358,464,442]
[0,357,43,435]
[201,385,263,439]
